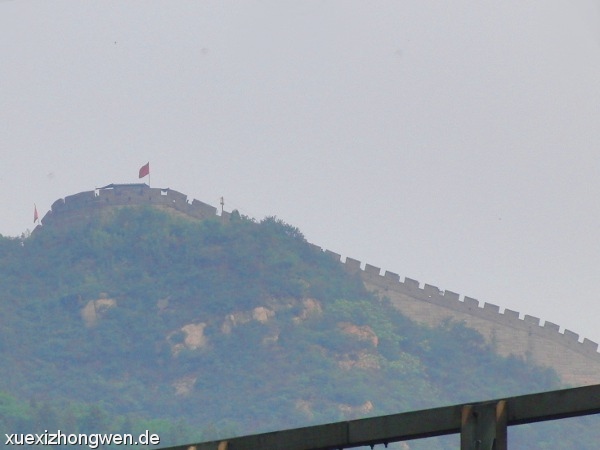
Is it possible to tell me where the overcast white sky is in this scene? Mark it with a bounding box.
[2,1,600,347]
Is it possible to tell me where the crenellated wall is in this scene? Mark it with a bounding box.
[39,184,600,386]
[312,247,600,387]
[40,184,230,228]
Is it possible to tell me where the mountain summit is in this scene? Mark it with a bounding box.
[1,185,598,449]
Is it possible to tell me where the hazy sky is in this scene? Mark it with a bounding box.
[2,1,600,346]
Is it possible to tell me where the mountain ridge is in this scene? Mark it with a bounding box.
[3,191,597,448]
[35,183,600,386]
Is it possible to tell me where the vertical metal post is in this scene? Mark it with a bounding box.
[461,400,507,450]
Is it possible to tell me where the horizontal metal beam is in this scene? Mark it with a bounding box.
[158,384,600,450]
[508,383,600,425]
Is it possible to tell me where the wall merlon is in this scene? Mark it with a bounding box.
[384,271,400,282]
[524,315,540,326]
[563,329,579,342]
[483,303,500,315]
[364,264,381,276]
[503,309,519,320]
[308,243,323,253]
[582,338,599,352]
[463,297,479,308]
[423,284,441,297]
[403,278,420,292]
[325,250,342,262]
[344,257,361,272]
[443,291,460,301]
[543,321,560,332]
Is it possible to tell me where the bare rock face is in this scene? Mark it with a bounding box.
[295,399,314,420]
[293,298,323,324]
[81,296,117,327]
[221,311,250,334]
[167,322,208,355]
[252,306,275,323]
[338,400,374,417]
[181,323,208,350]
[337,350,381,370]
[172,375,197,396]
[221,306,276,333]
[338,322,379,347]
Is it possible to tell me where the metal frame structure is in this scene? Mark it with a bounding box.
[158,384,600,450]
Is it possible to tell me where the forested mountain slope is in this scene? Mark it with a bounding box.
[0,206,597,449]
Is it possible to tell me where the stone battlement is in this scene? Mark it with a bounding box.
[321,249,599,356]
[40,184,230,227]
[312,247,600,385]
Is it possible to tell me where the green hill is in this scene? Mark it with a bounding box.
[0,205,597,449]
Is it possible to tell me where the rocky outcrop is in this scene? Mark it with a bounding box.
[337,350,381,370]
[168,322,208,355]
[172,375,197,396]
[81,296,117,327]
[221,306,276,334]
[338,323,379,347]
[292,298,322,324]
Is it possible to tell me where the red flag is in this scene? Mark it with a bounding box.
[34,204,39,223]
[139,162,150,179]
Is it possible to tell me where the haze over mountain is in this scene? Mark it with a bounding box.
[1,193,599,449]
[2,1,600,350]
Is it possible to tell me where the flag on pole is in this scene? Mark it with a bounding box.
[34,204,39,223]
[139,162,150,179]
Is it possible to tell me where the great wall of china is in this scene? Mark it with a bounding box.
[39,183,600,386]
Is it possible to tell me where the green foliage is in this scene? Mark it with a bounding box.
[0,206,596,449]
[0,391,225,449]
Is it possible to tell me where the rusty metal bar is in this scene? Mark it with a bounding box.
[158,384,600,450]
